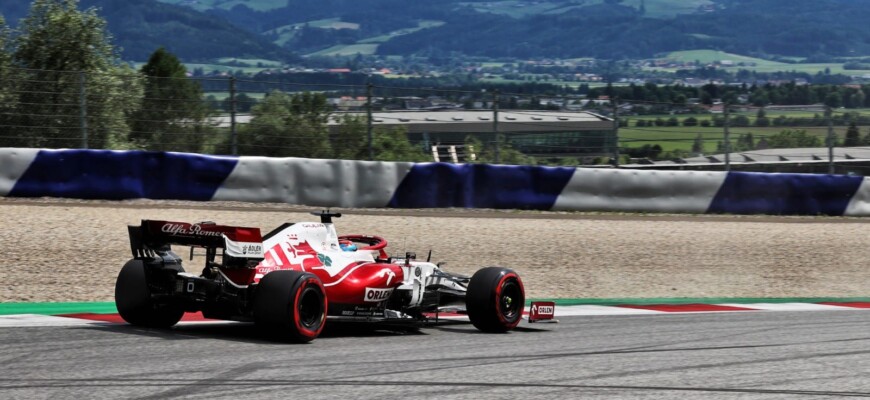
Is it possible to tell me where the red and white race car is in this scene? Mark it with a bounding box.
[115,211,553,342]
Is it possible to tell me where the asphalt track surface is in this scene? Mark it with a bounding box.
[3,311,870,399]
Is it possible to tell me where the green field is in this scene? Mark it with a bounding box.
[650,50,870,75]
[478,76,619,89]
[307,44,379,57]
[459,1,585,19]
[204,91,269,100]
[157,0,286,11]
[215,58,282,67]
[307,20,444,57]
[461,0,713,19]
[619,110,867,153]
[266,18,359,47]
[182,62,278,74]
[358,21,444,44]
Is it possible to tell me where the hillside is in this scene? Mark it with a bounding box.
[380,0,870,59]
[162,0,870,60]
[0,0,289,62]
[4,0,870,63]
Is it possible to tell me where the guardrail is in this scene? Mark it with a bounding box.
[2,148,868,216]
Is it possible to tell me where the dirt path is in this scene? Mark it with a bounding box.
[2,198,869,302]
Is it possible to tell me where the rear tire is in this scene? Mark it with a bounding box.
[466,267,525,333]
[254,270,327,342]
[115,259,184,328]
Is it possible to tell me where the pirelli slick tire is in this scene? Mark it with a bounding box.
[466,267,525,333]
[115,259,184,328]
[254,270,327,343]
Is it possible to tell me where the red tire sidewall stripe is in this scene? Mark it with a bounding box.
[293,277,327,338]
[494,271,524,328]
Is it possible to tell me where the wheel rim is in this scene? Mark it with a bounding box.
[499,279,522,321]
[297,286,324,330]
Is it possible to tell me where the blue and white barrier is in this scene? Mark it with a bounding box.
[2,148,869,216]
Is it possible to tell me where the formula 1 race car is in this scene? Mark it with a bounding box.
[115,212,554,342]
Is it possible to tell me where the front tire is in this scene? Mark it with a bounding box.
[254,270,327,342]
[466,267,525,333]
[115,259,184,328]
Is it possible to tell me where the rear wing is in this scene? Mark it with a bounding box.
[128,220,264,261]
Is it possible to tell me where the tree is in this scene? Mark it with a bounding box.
[755,108,770,127]
[844,121,861,147]
[766,129,821,148]
[824,92,842,108]
[12,0,142,149]
[237,91,331,158]
[371,127,428,162]
[732,114,750,127]
[735,133,755,151]
[691,134,704,154]
[129,47,209,152]
[0,16,19,147]
[331,114,369,160]
[862,128,870,146]
[464,135,533,165]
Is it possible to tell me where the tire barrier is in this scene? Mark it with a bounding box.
[2,148,869,216]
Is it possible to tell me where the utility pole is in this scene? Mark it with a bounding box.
[366,82,374,161]
[79,72,88,149]
[612,98,619,167]
[229,76,237,156]
[493,89,500,163]
[723,103,731,171]
[826,106,835,174]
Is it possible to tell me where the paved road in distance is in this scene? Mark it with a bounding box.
[2,311,870,399]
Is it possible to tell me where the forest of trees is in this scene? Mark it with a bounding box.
[7,0,870,165]
[0,0,288,61]
[0,0,429,161]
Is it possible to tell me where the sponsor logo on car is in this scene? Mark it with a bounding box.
[161,223,223,237]
[376,268,396,285]
[317,253,333,267]
[529,301,556,322]
[364,287,393,302]
[242,244,263,255]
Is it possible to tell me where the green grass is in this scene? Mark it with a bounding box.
[459,1,585,19]
[621,0,714,18]
[358,20,445,44]
[204,91,269,101]
[215,58,282,67]
[182,63,276,74]
[478,76,619,89]
[157,0,287,11]
[307,44,379,57]
[620,111,868,153]
[460,0,713,19]
[267,18,364,47]
[651,50,870,75]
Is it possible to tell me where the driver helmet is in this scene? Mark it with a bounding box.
[339,240,357,252]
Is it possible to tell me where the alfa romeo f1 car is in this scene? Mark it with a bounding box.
[115,212,554,342]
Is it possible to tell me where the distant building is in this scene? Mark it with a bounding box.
[621,147,870,175]
[327,110,615,160]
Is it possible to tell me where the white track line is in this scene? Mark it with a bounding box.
[553,305,661,316]
[0,314,110,327]
[717,303,860,312]
[1,303,868,328]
